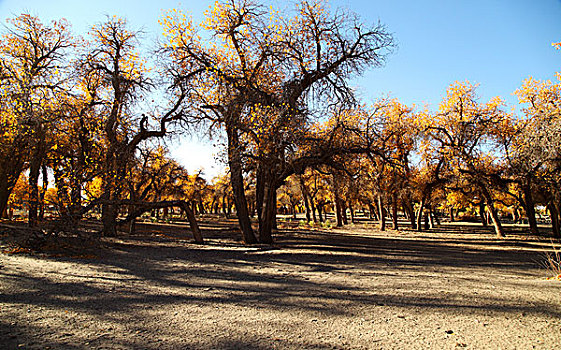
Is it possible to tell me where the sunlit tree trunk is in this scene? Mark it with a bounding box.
[378,195,386,231]
[480,187,505,238]
[417,196,425,232]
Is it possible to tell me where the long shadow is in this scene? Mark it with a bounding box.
[1,220,560,348]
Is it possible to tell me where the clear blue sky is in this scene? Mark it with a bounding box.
[1,0,560,178]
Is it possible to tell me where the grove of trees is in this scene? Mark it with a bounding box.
[1,0,560,245]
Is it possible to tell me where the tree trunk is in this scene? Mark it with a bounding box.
[227,128,257,244]
[27,157,42,227]
[449,207,455,222]
[39,164,48,220]
[349,202,355,224]
[406,202,416,229]
[417,196,425,231]
[102,202,119,236]
[298,175,311,222]
[257,168,277,244]
[378,195,386,231]
[480,188,505,238]
[342,201,348,225]
[549,203,560,238]
[522,177,539,235]
[256,166,264,225]
[0,151,25,218]
[479,202,488,227]
[392,193,398,230]
[428,205,435,229]
[317,204,324,223]
[368,203,378,221]
[184,203,204,243]
[311,199,318,222]
[332,175,344,227]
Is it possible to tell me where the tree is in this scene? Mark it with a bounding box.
[0,14,74,224]
[81,16,198,236]
[161,0,394,243]
[422,81,512,237]
[514,59,561,237]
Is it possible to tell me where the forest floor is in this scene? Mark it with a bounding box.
[1,216,560,349]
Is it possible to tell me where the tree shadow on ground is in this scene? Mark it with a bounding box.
[1,219,560,349]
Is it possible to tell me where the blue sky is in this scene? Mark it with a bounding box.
[1,0,560,178]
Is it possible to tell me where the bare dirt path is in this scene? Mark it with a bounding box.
[1,220,560,349]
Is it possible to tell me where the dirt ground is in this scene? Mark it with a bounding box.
[1,217,560,349]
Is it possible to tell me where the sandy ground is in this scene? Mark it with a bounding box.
[1,218,560,349]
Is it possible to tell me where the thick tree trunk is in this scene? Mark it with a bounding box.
[102,201,119,236]
[258,177,276,244]
[349,202,355,224]
[449,207,455,222]
[227,129,257,244]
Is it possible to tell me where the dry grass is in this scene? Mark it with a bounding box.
[544,241,561,280]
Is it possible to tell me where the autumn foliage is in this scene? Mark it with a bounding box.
[0,1,560,244]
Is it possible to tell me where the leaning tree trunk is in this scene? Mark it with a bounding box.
[480,187,505,238]
[227,128,257,244]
